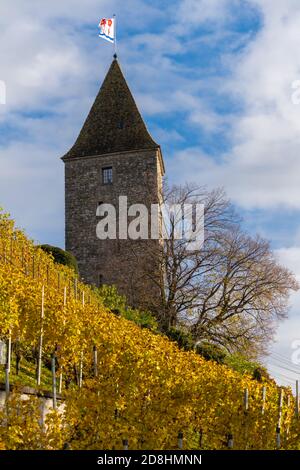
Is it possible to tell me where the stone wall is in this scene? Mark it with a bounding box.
[0,383,64,424]
[64,148,163,309]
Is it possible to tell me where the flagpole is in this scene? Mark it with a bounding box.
[113,14,117,58]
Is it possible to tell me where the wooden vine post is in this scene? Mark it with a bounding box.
[59,286,67,393]
[244,388,249,450]
[178,432,183,450]
[4,331,12,401]
[78,291,84,388]
[262,386,266,415]
[37,285,45,386]
[93,345,98,378]
[276,388,284,449]
[296,380,299,419]
[51,353,57,410]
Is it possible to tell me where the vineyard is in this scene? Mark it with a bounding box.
[0,210,300,450]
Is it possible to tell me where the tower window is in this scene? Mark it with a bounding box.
[102,167,113,185]
[99,274,104,287]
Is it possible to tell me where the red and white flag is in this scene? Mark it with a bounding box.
[98,18,115,44]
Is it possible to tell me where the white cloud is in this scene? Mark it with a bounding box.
[0,0,300,372]
[164,0,300,210]
[4,0,300,243]
[0,141,64,244]
[0,0,235,252]
[218,0,300,209]
[276,247,300,280]
[175,0,240,27]
[0,0,167,246]
[151,127,184,144]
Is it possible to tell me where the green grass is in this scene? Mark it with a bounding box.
[0,355,52,390]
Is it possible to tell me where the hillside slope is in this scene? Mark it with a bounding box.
[0,210,299,450]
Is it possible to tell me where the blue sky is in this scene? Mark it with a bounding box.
[1,0,300,386]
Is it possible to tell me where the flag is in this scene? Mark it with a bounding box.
[98,18,115,43]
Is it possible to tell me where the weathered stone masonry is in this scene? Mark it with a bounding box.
[62,58,165,308]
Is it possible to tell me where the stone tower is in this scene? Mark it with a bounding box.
[62,58,165,308]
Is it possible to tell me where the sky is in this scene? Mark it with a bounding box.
[1,0,300,387]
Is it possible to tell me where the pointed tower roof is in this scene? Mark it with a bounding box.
[62,58,159,160]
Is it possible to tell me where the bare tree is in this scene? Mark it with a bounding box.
[144,184,299,356]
